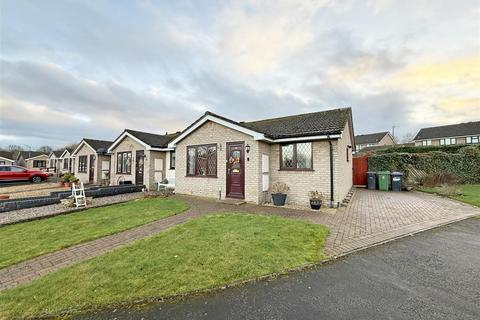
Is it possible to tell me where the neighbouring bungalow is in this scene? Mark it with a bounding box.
[413,121,480,146]
[59,148,75,174]
[48,150,64,174]
[354,131,396,153]
[15,151,49,170]
[108,129,180,190]
[0,151,16,165]
[168,108,354,207]
[72,139,113,185]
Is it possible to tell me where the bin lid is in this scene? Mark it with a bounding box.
[391,171,404,176]
[377,171,391,174]
[366,171,377,174]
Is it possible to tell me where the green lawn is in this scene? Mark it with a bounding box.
[418,184,480,207]
[0,198,188,268]
[0,213,329,319]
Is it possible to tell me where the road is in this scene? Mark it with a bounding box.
[79,217,480,320]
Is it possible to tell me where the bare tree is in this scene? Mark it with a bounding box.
[7,145,24,152]
[400,132,416,143]
[37,145,53,153]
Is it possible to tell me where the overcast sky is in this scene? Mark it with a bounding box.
[0,0,479,149]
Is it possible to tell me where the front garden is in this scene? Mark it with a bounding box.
[0,197,188,268]
[417,184,480,207]
[0,213,329,319]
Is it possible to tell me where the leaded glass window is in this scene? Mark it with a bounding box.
[280,142,312,170]
[187,144,217,177]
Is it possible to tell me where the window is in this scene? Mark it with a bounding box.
[10,166,25,172]
[422,140,432,146]
[78,156,87,173]
[116,152,132,174]
[445,138,456,145]
[33,160,46,168]
[170,151,176,169]
[0,161,5,165]
[186,144,217,177]
[467,136,479,144]
[439,139,445,145]
[0,166,8,171]
[280,142,312,170]
[49,159,55,167]
[64,159,69,169]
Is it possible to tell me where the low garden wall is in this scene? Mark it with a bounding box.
[0,185,145,213]
[368,146,480,184]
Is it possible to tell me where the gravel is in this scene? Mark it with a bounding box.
[0,192,145,226]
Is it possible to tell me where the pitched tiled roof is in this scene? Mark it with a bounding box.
[0,151,15,161]
[241,108,352,139]
[51,150,64,157]
[17,151,48,160]
[83,139,113,153]
[125,129,180,148]
[414,121,480,140]
[355,131,390,145]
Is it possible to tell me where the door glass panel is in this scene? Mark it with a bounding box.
[230,150,241,173]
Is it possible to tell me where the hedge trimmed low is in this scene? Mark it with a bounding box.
[368,146,480,184]
[374,144,480,155]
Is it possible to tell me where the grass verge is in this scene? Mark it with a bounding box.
[417,184,480,207]
[0,197,188,268]
[0,213,329,319]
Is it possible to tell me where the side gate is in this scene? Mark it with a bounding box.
[353,156,368,186]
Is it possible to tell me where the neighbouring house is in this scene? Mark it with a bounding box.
[58,148,75,174]
[413,121,480,146]
[48,150,64,174]
[72,139,112,185]
[354,131,396,153]
[168,108,354,207]
[0,151,16,165]
[15,151,49,170]
[108,129,180,190]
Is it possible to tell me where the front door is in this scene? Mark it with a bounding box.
[135,150,144,186]
[88,155,95,183]
[226,142,245,199]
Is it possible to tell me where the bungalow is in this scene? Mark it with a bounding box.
[15,151,49,170]
[354,131,395,152]
[59,148,75,174]
[168,108,354,207]
[108,129,180,190]
[48,150,64,174]
[72,139,112,185]
[414,121,480,146]
[0,151,16,165]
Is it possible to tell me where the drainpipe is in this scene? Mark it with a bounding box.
[328,137,334,208]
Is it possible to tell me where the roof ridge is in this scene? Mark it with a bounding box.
[242,107,351,124]
[419,120,480,130]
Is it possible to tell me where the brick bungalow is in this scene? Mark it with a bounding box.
[15,151,49,170]
[72,139,112,185]
[354,131,395,153]
[58,148,75,174]
[413,121,480,146]
[0,151,16,165]
[168,108,355,207]
[107,129,180,190]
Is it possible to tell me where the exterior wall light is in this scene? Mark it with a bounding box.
[245,144,251,153]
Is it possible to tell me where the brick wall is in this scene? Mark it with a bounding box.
[334,123,354,204]
[175,121,261,203]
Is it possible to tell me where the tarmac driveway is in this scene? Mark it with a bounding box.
[79,217,480,320]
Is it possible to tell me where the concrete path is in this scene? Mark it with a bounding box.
[1,189,479,291]
[79,217,480,320]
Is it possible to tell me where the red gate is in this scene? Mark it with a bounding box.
[353,156,368,186]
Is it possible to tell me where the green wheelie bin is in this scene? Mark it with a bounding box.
[377,171,390,191]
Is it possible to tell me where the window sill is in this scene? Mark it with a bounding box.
[116,172,132,175]
[279,168,314,172]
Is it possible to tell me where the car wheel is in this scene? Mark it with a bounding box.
[31,176,42,183]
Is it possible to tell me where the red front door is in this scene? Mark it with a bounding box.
[226,142,245,199]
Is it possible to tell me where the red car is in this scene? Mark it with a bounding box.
[0,165,49,183]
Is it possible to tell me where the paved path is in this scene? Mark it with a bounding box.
[1,189,479,291]
[79,217,480,320]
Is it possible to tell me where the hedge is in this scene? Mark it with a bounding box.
[368,146,480,184]
[374,144,480,155]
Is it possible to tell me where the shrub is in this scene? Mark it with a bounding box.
[374,144,480,155]
[368,149,480,184]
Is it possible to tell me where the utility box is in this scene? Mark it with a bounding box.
[367,172,377,190]
[377,171,390,191]
[391,172,404,191]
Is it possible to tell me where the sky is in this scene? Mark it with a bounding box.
[0,0,479,149]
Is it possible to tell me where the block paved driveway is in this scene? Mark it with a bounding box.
[1,188,479,291]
